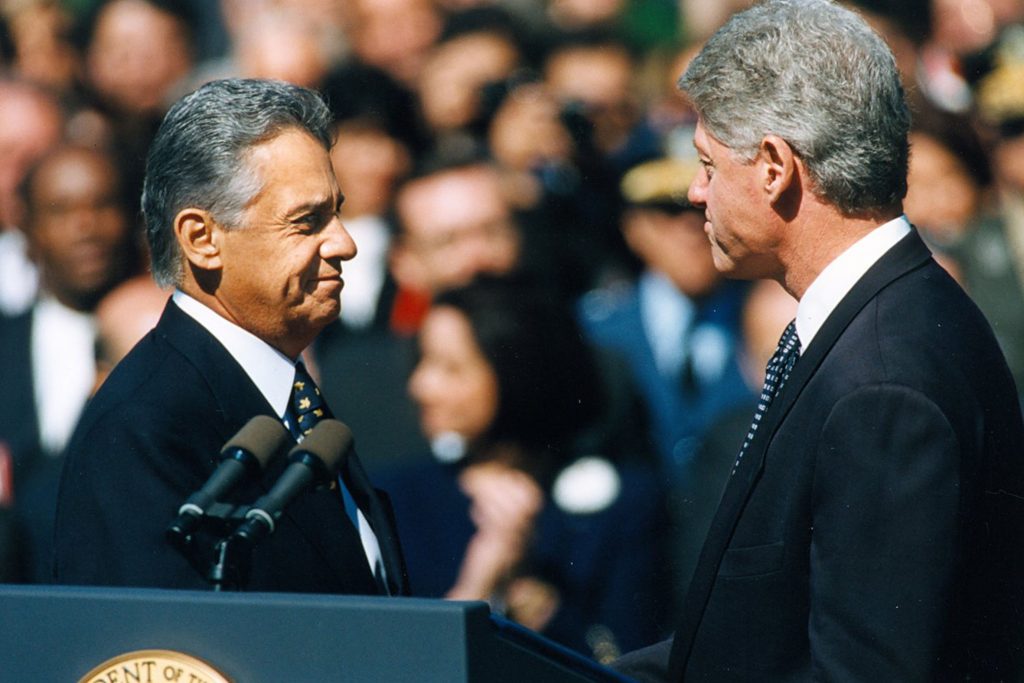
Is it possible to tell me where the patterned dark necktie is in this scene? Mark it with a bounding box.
[732,320,801,475]
[289,363,332,439]
[288,363,392,594]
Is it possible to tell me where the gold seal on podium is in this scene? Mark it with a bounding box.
[78,649,232,683]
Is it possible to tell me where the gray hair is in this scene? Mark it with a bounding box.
[142,78,333,287]
[679,0,910,215]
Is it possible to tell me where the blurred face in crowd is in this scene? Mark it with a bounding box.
[488,82,573,173]
[86,0,192,116]
[234,8,329,88]
[418,32,520,133]
[350,0,441,85]
[688,120,780,280]
[392,165,520,294]
[544,44,635,152]
[8,2,80,93]
[95,276,169,367]
[624,203,721,298]
[904,131,981,242]
[0,84,62,229]
[409,304,498,443]
[547,0,624,28]
[992,132,1024,195]
[25,147,131,311]
[187,128,357,358]
[330,122,411,219]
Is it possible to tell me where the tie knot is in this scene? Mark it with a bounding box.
[290,363,330,437]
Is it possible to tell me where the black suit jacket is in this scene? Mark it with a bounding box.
[618,231,1024,681]
[54,301,409,595]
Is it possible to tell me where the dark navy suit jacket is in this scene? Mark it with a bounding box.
[617,230,1024,681]
[54,300,409,595]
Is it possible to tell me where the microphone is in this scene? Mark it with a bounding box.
[232,419,352,546]
[167,415,288,539]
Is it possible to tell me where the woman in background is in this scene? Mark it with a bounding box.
[384,275,671,663]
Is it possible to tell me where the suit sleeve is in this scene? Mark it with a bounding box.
[808,383,960,679]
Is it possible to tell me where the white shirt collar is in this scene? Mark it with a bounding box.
[796,215,912,352]
[171,290,296,417]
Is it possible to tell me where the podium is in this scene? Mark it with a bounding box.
[0,585,634,682]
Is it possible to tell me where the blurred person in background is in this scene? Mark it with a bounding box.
[3,0,80,97]
[75,0,196,215]
[539,31,654,288]
[0,143,134,582]
[416,7,524,154]
[904,124,990,251]
[486,73,631,295]
[922,0,1023,114]
[324,119,411,334]
[579,157,752,476]
[315,153,522,477]
[0,78,62,316]
[190,1,342,91]
[385,274,672,663]
[951,29,1024,404]
[79,0,195,120]
[93,274,171,387]
[388,155,523,333]
[347,0,442,88]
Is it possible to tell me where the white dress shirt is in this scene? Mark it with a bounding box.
[32,296,96,455]
[171,290,386,586]
[337,215,391,330]
[796,215,912,352]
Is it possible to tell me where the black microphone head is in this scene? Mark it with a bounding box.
[221,415,289,468]
[291,419,353,474]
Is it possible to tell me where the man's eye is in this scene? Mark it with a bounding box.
[298,213,325,230]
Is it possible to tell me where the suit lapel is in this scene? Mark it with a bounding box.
[156,302,273,438]
[669,229,934,677]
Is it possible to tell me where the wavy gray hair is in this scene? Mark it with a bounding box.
[142,78,333,287]
[679,0,909,215]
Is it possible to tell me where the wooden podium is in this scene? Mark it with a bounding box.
[0,585,634,682]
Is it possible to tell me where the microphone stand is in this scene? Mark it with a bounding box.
[166,502,256,591]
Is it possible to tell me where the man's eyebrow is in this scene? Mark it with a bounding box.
[287,194,339,217]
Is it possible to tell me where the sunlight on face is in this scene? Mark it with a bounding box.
[215,128,357,357]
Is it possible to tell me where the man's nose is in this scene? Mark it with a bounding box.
[321,216,358,261]
[687,170,708,207]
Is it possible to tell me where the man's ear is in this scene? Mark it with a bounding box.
[758,135,798,205]
[174,208,223,272]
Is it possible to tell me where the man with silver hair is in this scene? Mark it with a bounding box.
[616,1,1024,680]
[54,79,409,597]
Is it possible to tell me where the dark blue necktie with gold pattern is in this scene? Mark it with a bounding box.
[288,363,332,440]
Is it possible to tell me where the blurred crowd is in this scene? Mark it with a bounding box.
[1,0,1023,665]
